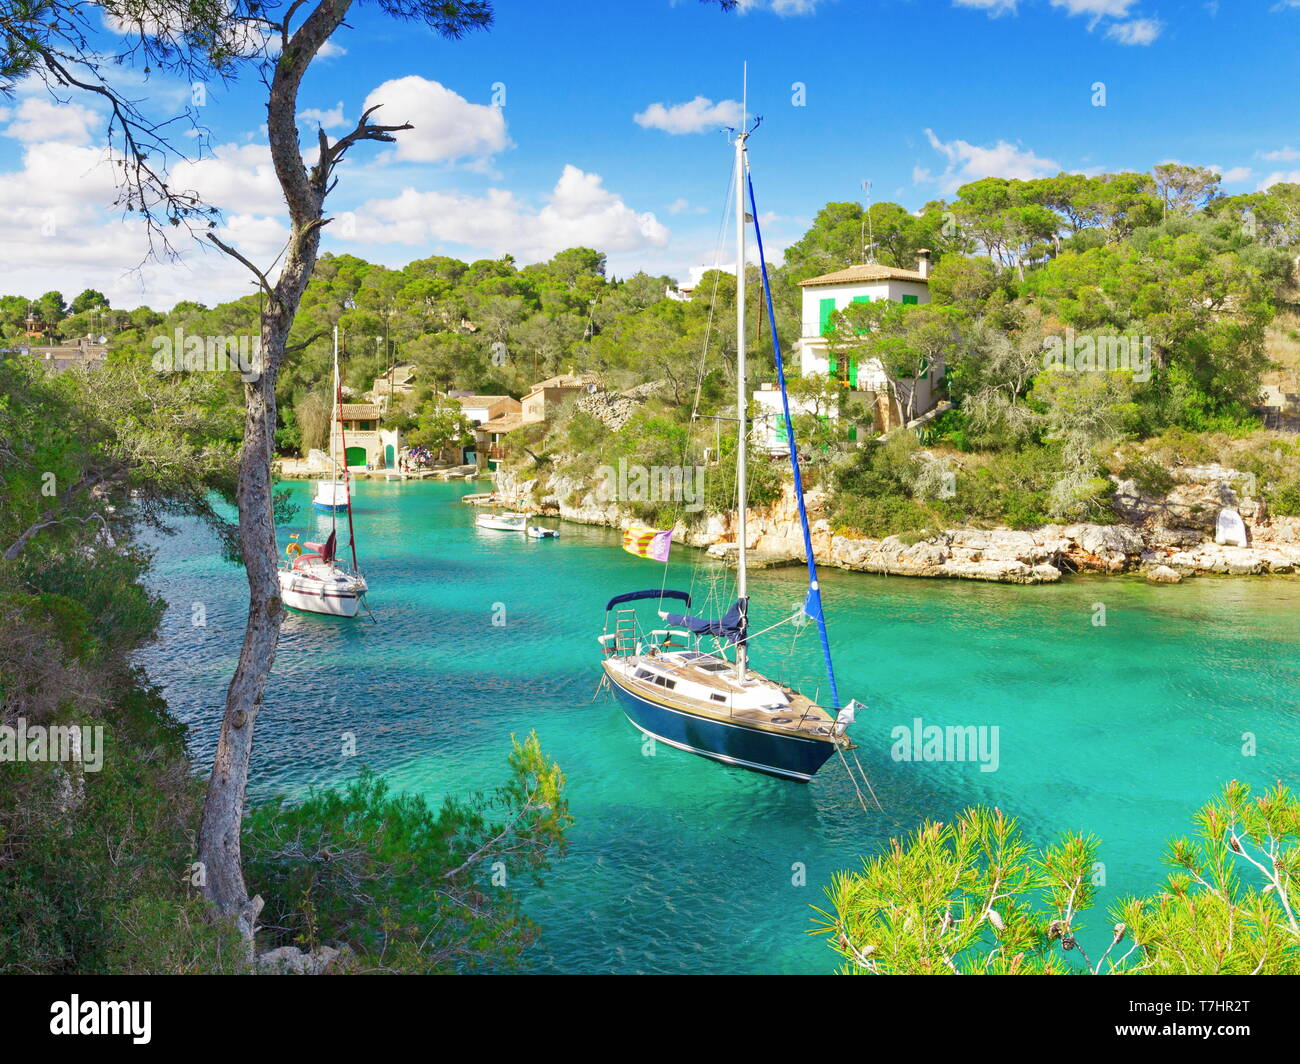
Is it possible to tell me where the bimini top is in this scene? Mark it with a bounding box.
[605,588,691,612]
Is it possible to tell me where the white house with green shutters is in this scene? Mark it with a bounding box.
[793,252,941,431]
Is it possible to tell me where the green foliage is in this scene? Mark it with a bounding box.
[830,432,1065,536]
[406,393,475,457]
[943,445,1066,530]
[703,433,784,518]
[243,734,571,973]
[105,897,247,975]
[1119,454,1176,497]
[1231,436,1300,517]
[815,782,1300,975]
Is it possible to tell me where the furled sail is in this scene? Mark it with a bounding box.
[663,598,748,645]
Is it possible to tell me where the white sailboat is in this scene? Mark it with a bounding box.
[279,530,368,617]
[598,104,859,782]
[279,327,369,618]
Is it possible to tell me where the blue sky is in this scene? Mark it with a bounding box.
[1,0,1298,307]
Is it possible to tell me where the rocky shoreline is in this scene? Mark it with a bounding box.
[501,464,1300,585]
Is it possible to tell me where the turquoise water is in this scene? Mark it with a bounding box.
[138,479,1300,973]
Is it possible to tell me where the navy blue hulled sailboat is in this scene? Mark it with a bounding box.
[598,113,858,782]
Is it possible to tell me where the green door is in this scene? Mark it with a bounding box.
[345,446,366,468]
[385,443,395,468]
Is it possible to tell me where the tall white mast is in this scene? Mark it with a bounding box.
[734,69,748,680]
[331,325,340,480]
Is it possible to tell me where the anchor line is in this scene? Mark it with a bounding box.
[836,745,870,814]
[852,750,885,813]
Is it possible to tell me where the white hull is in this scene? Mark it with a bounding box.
[476,512,528,531]
[278,566,367,618]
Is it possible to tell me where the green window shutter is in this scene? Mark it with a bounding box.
[849,357,858,389]
[901,294,919,306]
[819,297,836,334]
[828,355,838,375]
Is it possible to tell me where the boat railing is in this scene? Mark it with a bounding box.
[646,628,691,650]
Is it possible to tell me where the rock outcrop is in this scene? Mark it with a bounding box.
[258,944,354,975]
[497,462,1300,584]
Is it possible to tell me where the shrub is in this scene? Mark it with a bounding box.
[244,735,570,973]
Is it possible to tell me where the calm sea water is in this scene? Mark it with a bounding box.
[138,479,1300,973]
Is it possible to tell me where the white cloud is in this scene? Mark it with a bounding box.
[963,0,1162,44]
[1260,171,1300,190]
[298,102,348,131]
[923,129,1059,193]
[1260,146,1300,161]
[1051,0,1137,17]
[340,165,668,261]
[953,0,1019,14]
[214,212,292,259]
[736,0,823,14]
[0,135,263,308]
[634,96,742,135]
[360,76,507,163]
[1105,17,1163,44]
[168,142,287,217]
[317,40,347,60]
[1162,161,1253,185]
[3,97,99,145]
[667,197,709,216]
[1216,165,1253,183]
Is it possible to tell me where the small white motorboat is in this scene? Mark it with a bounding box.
[476,511,528,532]
[312,478,349,513]
[527,525,560,539]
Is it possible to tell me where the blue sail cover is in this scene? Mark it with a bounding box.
[748,170,842,712]
[664,598,748,645]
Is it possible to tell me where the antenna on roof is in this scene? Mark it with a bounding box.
[861,179,876,265]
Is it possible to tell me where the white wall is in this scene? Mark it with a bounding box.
[799,279,929,339]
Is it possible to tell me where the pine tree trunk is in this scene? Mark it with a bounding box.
[197,0,351,948]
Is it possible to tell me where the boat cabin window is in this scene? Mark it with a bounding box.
[635,668,676,690]
[697,662,731,673]
[710,693,727,704]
